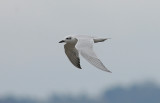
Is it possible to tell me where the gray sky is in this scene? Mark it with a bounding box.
[0,0,160,98]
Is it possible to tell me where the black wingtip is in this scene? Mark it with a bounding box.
[77,59,82,69]
[78,65,82,69]
[74,63,82,69]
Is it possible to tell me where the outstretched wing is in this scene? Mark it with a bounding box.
[64,43,82,69]
[75,38,111,72]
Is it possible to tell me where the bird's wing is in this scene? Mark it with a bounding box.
[64,43,82,69]
[75,38,111,72]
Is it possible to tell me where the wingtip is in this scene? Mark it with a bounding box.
[79,66,82,69]
[106,70,112,73]
[77,65,82,69]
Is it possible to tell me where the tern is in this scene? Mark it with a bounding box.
[59,35,111,73]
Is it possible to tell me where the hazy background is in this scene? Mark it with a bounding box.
[0,0,160,100]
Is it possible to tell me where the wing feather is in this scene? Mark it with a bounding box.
[75,38,111,72]
[64,43,82,69]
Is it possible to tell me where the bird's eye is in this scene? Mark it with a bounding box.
[66,37,71,40]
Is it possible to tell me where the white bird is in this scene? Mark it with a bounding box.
[59,35,111,73]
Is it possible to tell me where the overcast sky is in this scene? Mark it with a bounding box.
[0,0,160,98]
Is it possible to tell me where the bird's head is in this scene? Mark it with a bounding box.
[59,35,77,44]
